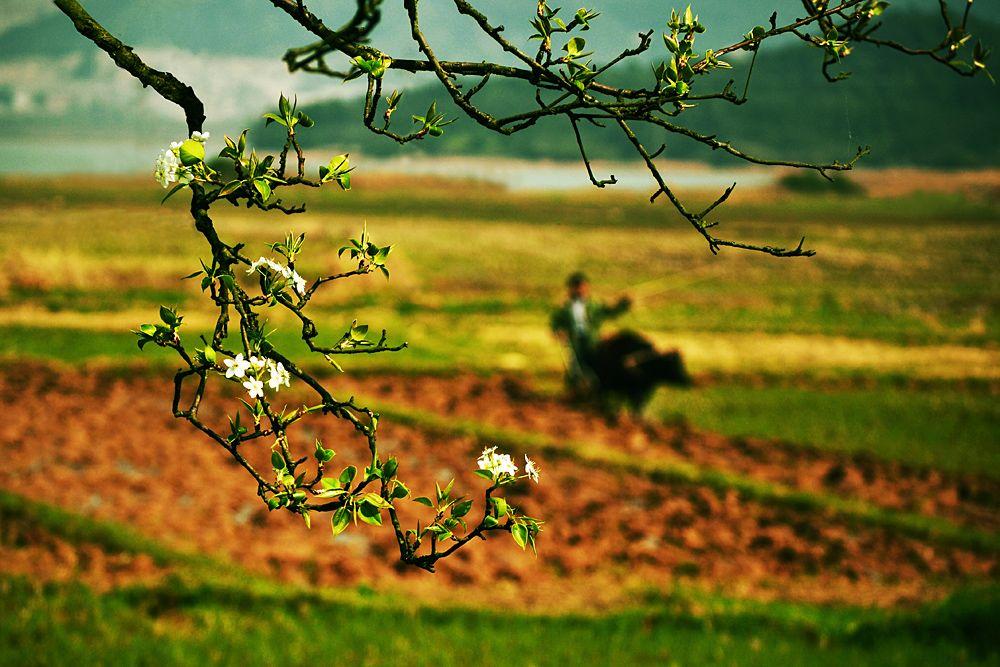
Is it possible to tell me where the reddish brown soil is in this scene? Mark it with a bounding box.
[0,510,169,591]
[0,364,996,610]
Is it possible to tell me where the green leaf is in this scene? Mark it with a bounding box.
[178,139,205,166]
[564,37,586,56]
[159,306,176,326]
[161,183,187,204]
[331,507,350,536]
[329,154,349,173]
[271,451,285,470]
[218,181,243,198]
[473,469,494,481]
[339,465,357,487]
[451,499,473,518]
[358,500,383,526]
[413,496,434,507]
[262,112,286,128]
[511,523,528,549]
[252,179,272,201]
[361,492,392,509]
[491,497,508,517]
[349,323,369,341]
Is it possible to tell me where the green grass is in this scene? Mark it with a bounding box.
[650,385,1000,477]
[2,575,996,667]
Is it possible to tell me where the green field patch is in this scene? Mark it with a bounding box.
[649,384,1000,477]
[0,285,190,314]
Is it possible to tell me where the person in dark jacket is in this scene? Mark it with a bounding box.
[550,272,631,393]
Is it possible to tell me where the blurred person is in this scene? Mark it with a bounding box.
[550,271,631,396]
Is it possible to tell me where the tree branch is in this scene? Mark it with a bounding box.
[53,0,205,134]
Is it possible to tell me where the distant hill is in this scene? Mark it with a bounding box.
[0,2,997,171]
[272,13,1000,169]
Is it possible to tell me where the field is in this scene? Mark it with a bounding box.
[0,172,997,664]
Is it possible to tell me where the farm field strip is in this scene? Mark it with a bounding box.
[2,486,996,643]
[1,317,996,382]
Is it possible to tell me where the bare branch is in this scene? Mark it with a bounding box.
[53,0,205,133]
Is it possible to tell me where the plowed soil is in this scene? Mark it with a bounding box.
[1,363,996,611]
[0,509,169,591]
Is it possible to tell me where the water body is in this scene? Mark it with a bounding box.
[1,140,777,192]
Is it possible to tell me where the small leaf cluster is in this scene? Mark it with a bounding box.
[338,224,392,278]
[267,231,305,264]
[530,3,601,52]
[133,306,182,349]
[653,5,722,97]
[411,101,456,138]
[319,154,353,190]
[351,55,392,79]
[263,93,314,132]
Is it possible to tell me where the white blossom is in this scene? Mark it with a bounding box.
[243,377,265,400]
[266,360,290,390]
[247,256,308,296]
[153,148,180,188]
[248,355,267,370]
[224,353,251,379]
[524,456,540,483]
[190,131,210,143]
[477,446,518,478]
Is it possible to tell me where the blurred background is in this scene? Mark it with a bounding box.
[0,0,997,664]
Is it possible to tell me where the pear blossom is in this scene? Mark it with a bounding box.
[248,256,308,296]
[242,377,265,400]
[223,352,293,397]
[290,272,307,296]
[477,446,518,478]
[191,130,210,143]
[224,353,251,379]
[267,360,291,390]
[524,456,540,483]
[153,148,180,188]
